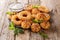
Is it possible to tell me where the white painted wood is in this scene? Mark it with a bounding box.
[0,0,14,40]
[30,32,43,40]
[18,0,28,5]
[0,0,60,40]
[0,0,9,33]
[16,30,30,40]
[29,0,40,5]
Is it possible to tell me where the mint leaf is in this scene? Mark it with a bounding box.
[39,32,48,38]
[14,28,24,35]
[6,11,12,15]
[9,22,15,30]
[32,5,39,8]
[19,29,24,34]
[32,19,39,23]
[14,28,19,35]
[32,19,43,23]
[38,20,43,23]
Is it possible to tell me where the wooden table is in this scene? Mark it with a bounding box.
[0,0,60,40]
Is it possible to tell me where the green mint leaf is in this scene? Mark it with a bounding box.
[14,28,24,36]
[32,19,39,23]
[32,5,39,8]
[6,11,12,15]
[39,32,48,38]
[32,19,43,23]
[9,22,15,30]
[19,29,24,34]
[38,20,43,23]
[14,28,19,35]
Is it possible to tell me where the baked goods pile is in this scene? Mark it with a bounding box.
[7,5,50,32]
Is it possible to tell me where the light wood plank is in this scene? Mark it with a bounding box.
[30,32,44,40]
[0,0,60,40]
[18,0,28,5]
[16,30,30,40]
[0,0,14,40]
[29,0,40,5]
[0,15,14,40]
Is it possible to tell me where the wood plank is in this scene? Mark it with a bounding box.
[0,0,7,33]
[16,30,30,40]
[18,0,28,5]
[29,0,40,5]
[0,16,14,40]
[0,0,60,40]
[30,32,44,40]
[0,0,14,40]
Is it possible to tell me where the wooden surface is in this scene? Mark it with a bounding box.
[0,0,60,40]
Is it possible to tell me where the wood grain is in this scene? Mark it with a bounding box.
[0,0,14,40]
[0,0,60,40]
[30,32,44,40]
[16,30,30,40]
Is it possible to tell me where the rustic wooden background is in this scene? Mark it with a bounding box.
[0,0,60,40]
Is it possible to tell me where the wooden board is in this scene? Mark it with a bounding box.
[0,0,60,40]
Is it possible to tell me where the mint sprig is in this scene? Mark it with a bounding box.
[9,22,15,30]
[39,32,48,38]
[14,28,24,35]
[32,19,43,23]
[6,11,12,15]
[9,22,24,36]
[32,5,39,8]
